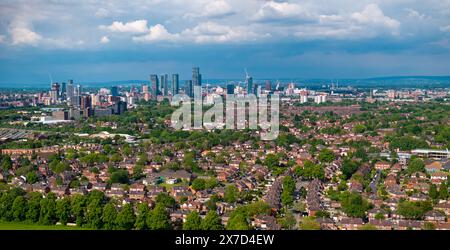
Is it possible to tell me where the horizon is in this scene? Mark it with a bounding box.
[1,1,450,85]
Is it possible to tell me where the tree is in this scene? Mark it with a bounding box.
[226,212,250,230]
[407,158,425,174]
[224,185,238,203]
[12,196,27,221]
[264,154,279,169]
[155,193,177,209]
[429,184,438,200]
[0,155,12,171]
[183,211,202,230]
[110,170,129,184]
[115,204,136,230]
[201,211,224,230]
[191,178,206,191]
[318,148,335,163]
[26,192,42,222]
[86,199,103,229]
[295,160,325,180]
[39,193,57,225]
[299,217,320,230]
[71,194,86,226]
[397,200,432,220]
[205,178,219,190]
[147,204,171,230]
[439,182,448,200]
[279,211,296,229]
[341,160,360,179]
[360,224,377,230]
[102,202,117,230]
[56,197,71,225]
[135,203,150,230]
[340,192,371,218]
[353,124,367,134]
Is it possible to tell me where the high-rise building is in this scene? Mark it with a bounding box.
[60,82,66,97]
[80,95,92,109]
[150,74,159,99]
[142,84,149,94]
[246,76,253,94]
[265,80,271,91]
[185,80,193,98]
[110,86,119,97]
[66,80,74,103]
[172,74,179,95]
[226,83,235,95]
[161,74,169,96]
[192,67,201,86]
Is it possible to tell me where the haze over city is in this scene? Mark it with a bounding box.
[1,0,450,85]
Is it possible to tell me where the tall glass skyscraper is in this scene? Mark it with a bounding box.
[161,74,169,96]
[172,74,179,95]
[192,67,201,86]
[246,76,253,94]
[150,74,159,99]
[185,80,193,98]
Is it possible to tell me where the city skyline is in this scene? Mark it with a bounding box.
[1,0,450,85]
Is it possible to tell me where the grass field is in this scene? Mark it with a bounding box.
[0,221,89,230]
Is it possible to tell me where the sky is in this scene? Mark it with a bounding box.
[0,0,450,85]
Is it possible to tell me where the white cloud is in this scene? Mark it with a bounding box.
[351,4,400,31]
[132,24,179,42]
[252,1,311,22]
[100,36,110,44]
[405,8,427,20]
[101,20,149,33]
[0,35,5,43]
[10,26,42,45]
[440,25,450,32]
[203,0,234,17]
[95,8,109,18]
[181,21,267,43]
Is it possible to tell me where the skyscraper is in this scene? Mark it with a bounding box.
[172,74,179,95]
[150,74,159,99]
[161,74,169,96]
[246,76,253,94]
[185,80,193,98]
[192,67,201,86]
[110,86,119,97]
[265,80,272,91]
[60,82,66,97]
[66,80,74,103]
[226,83,235,95]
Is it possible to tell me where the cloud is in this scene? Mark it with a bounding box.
[440,25,450,33]
[405,8,428,20]
[252,1,312,22]
[181,21,268,43]
[0,35,5,43]
[351,4,400,32]
[95,8,109,18]
[132,24,179,42]
[202,0,234,17]
[10,26,42,45]
[100,20,149,33]
[100,36,110,44]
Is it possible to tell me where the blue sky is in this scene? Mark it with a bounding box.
[0,0,450,85]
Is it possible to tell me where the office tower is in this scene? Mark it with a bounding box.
[265,80,271,91]
[110,86,119,97]
[150,74,159,99]
[66,80,74,102]
[256,85,262,97]
[192,67,201,86]
[60,82,66,97]
[253,84,259,96]
[226,83,235,95]
[75,84,81,96]
[185,80,193,98]
[80,95,92,109]
[161,74,169,96]
[246,76,253,94]
[172,74,179,95]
